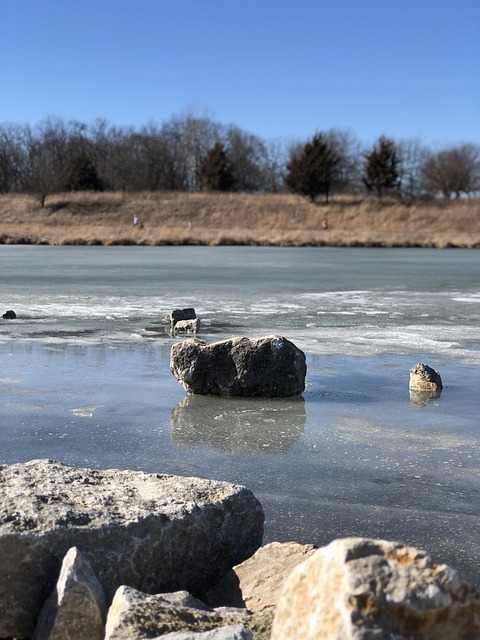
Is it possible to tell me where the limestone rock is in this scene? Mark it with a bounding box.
[0,459,264,639]
[170,335,306,397]
[32,546,106,640]
[409,363,443,391]
[206,541,317,611]
[105,585,270,639]
[175,318,200,334]
[271,537,480,640]
[160,626,253,639]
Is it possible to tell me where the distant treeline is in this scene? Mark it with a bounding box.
[0,113,479,207]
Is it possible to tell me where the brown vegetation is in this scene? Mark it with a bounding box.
[0,191,479,248]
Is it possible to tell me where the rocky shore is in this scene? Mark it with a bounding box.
[1,459,479,639]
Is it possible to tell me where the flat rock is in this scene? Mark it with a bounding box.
[105,585,270,639]
[206,541,317,611]
[271,537,480,639]
[167,308,197,326]
[32,546,106,640]
[409,362,443,391]
[170,335,306,397]
[160,626,253,639]
[0,459,264,639]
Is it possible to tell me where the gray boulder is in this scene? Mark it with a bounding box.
[0,459,264,639]
[105,585,269,639]
[170,335,306,397]
[409,362,443,391]
[32,546,106,640]
[271,537,480,639]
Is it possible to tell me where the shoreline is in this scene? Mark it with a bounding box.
[1,191,479,248]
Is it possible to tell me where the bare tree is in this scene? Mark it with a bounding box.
[421,144,480,198]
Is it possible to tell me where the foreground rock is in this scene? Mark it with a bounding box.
[409,362,443,391]
[32,546,106,640]
[170,335,306,397]
[206,541,317,611]
[105,585,271,639]
[271,537,480,640]
[0,459,264,639]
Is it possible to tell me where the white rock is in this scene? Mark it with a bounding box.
[271,537,480,640]
[32,546,106,640]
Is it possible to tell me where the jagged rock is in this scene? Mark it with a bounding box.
[32,546,106,640]
[2,309,16,319]
[167,308,197,326]
[175,318,200,334]
[271,537,480,640]
[409,363,443,391]
[160,626,253,639]
[206,541,317,611]
[170,335,306,397]
[105,585,270,639]
[0,459,264,639]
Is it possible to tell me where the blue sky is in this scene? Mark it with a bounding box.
[1,0,478,146]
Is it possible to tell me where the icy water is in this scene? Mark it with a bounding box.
[1,245,479,586]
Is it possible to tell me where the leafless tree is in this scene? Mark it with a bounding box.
[421,144,480,198]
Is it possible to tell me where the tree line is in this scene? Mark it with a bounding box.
[0,113,478,207]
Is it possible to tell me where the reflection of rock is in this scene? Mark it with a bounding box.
[170,395,306,454]
[409,388,442,408]
[409,363,442,391]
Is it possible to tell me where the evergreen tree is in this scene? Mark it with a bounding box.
[363,136,400,200]
[196,143,235,191]
[284,133,341,203]
[62,152,103,191]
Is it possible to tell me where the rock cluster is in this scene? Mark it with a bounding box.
[170,335,306,397]
[0,459,263,639]
[2,461,479,639]
[165,308,200,334]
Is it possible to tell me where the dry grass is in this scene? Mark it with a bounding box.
[0,191,479,248]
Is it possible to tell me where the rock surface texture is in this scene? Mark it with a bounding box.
[0,459,264,639]
[32,546,106,640]
[206,541,317,611]
[409,363,443,391]
[170,335,306,397]
[105,585,270,640]
[271,537,480,640]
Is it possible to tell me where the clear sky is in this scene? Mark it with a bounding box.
[1,0,478,146]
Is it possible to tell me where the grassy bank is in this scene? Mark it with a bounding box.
[0,191,479,248]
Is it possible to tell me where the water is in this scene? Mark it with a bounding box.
[1,245,479,586]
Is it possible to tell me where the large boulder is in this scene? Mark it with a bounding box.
[271,537,480,640]
[0,459,264,639]
[2,309,16,319]
[170,335,306,397]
